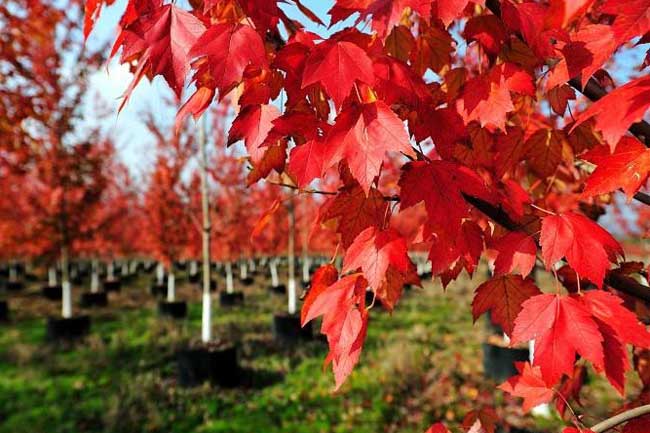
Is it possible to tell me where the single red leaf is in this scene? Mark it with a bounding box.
[318,183,389,248]
[492,231,538,278]
[512,294,604,385]
[602,0,650,45]
[190,23,268,96]
[228,104,281,165]
[343,226,413,294]
[287,139,328,188]
[498,362,554,412]
[301,264,339,325]
[251,199,281,242]
[581,137,650,200]
[580,290,650,348]
[323,101,414,193]
[572,75,650,150]
[116,4,205,107]
[540,212,623,287]
[301,38,375,108]
[472,274,541,336]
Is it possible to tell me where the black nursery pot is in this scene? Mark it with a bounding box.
[272,313,313,344]
[482,342,530,382]
[80,292,108,308]
[158,301,187,319]
[46,315,91,341]
[5,280,24,292]
[176,345,240,388]
[150,283,167,297]
[0,300,9,322]
[240,276,254,286]
[219,291,244,307]
[269,284,286,295]
[102,279,121,292]
[42,285,62,300]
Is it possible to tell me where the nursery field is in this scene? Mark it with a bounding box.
[0,270,626,433]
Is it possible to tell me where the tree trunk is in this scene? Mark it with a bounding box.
[287,194,297,315]
[91,259,99,293]
[225,262,234,294]
[61,246,72,319]
[107,261,114,281]
[270,259,279,287]
[48,266,57,286]
[198,114,212,344]
[167,270,175,302]
[156,262,165,285]
[240,260,248,279]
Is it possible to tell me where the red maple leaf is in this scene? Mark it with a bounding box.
[472,274,541,336]
[190,23,268,96]
[581,137,650,200]
[342,226,417,306]
[601,0,650,45]
[287,139,329,188]
[498,362,554,412]
[301,33,375,108]
[228,104,280,165]
[399,160,494,239]
[540,212,623,287]
[301,273,369,390]
[512,294,605,385]
[572,75,650,150]
[323,101,414,193]
[318,183,388,248]
[491,231,538,278]
[458,63,535,130]
[115,4,205,107]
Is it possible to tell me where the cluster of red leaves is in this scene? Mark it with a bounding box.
[83,0,650,428]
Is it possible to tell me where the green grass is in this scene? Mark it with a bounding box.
[0,272,596,433]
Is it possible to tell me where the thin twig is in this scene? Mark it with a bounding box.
[590,404,650,433]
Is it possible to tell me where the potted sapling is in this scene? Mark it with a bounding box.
[176,112,240,387]
[102,259,121,292]
[272,193,313,343]
[80,259,108,308]
[268,257,286,294]
[141,114,194,319]
[42,265,63,300]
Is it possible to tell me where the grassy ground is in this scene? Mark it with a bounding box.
[0,268,624,433]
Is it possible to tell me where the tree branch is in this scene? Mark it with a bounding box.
[462,193,650,303]
[590,404,650,433]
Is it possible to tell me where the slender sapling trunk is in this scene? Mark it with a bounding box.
[225,262,234,294]
[167,270,175,302]
[240,260,248,279]
[156,262,164,285]
[48,266,57,286]
[198,114,212,343]
[287,194,297,315]
[61,246,72,319]
[107,261,115,281]
[91,259,99,293]
[270,259,279,287]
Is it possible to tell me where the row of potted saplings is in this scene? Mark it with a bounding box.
[0,255,326,338]
[0,254,439,388]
